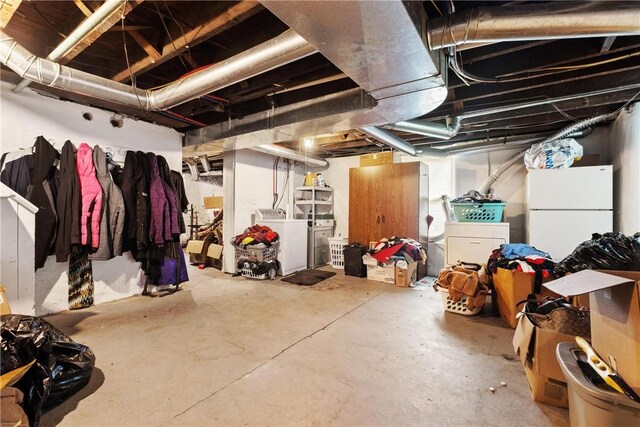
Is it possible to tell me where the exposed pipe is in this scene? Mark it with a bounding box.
[13,0,127,93]
[385,116,461,140]
[0,30,316,111]
[427,2,640,50]
[252,145,328,167]
[477,113,615,194]
[359,126,423,157]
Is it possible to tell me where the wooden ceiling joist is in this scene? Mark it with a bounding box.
[59,0,143,65]
[0,0,22,29]
[112,1,262,83]
[73,0,93,18]
[128,29,161,60]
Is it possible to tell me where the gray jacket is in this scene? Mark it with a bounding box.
[89,146,125,260]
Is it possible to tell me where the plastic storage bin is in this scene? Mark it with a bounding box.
[329,237,348,269]
[451,202,505,222]
[556,343,640,427]
[437,287,484,315]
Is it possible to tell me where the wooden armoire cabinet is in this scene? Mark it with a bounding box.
[348,162,429,245]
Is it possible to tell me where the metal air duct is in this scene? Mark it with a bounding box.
[0,30,316,111]
[385,117,461,140]
[428,2,640,50]
[252,144,328,167]
[13,0,128,93]
[359,126,423,157]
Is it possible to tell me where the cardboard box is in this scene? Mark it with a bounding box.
[512,315,573,408]
[185,241,223,269]
[203,196,223,209]
[366,262,396,284]
[360,152,393,167]
[0,286,11,315]
[545,270,640,392]
[493,268,558,328]
[395,262,418,287]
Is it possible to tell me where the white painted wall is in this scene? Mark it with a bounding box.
[452,128,611,243]
[608,105,640,234]
[182,174,223,226]
[0,83,183,315]
[222,149,304,272]
[315,156,360,239]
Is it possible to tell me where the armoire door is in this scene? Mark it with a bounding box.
[378,163,420,240]
[349,162,422,245]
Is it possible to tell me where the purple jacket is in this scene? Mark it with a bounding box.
[147,153,170,246]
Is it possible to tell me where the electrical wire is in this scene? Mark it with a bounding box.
[32,3,68,39]
[275,161,291,209]
[163,1,194,67]
[120,5,145,111]
[513,51,640,73]
[430,0,443,16]
[154,2,189,72]
[612,88,640,115]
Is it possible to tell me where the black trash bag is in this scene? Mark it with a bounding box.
[1,314,95,426]
[554,232,640,276]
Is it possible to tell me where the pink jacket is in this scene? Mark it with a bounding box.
[76,143,103,248]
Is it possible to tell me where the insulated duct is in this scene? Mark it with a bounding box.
[252,144,328,167]
[385,117,461,140]
[0,29,316,111]
[13,0,128,93]
[427,2,640,50]
[477,113,616,194]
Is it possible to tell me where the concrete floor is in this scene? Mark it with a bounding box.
[41,265,569,426]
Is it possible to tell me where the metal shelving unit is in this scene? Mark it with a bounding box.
[294,186,335,268]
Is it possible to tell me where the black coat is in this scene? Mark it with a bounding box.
[28,136,59,270]
[55,141,81,262]
[170,170,189,234]
[134,151,151,256]
[0,152,35,197]
[118,151,138,253]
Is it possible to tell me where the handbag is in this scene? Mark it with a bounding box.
[517,298,591,338]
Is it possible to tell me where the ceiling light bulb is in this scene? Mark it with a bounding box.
[302,137,314,148]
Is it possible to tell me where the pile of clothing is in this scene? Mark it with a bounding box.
[1,137,190,308]
[487,243,555,285]
[451,190,503,204]
[363,237,426,265]
[435,264,489,311]
[235,259,280,278]
[232,225,279,249]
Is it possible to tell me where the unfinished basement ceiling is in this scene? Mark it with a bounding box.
[2,1,640,164]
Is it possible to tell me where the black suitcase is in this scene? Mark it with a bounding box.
[344,243,367,277]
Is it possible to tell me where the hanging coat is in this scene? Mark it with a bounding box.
[90,146,125,260]
[76,143,102,249]
[118,151,137,253]
[27,136,59,269]
[147,152,170,246]
[135,151,151,253]
[55,141,82,262]
[0,151,35,198]
[170,170,189,234]
[156,155,179,237]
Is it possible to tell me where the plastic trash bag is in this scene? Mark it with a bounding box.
[554,232,640,276]
[1,314,95,426]
[524,138,583,169]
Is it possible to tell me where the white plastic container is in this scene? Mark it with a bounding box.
[437,287,484,316]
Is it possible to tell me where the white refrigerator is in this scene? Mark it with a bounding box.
[526,165,613,261]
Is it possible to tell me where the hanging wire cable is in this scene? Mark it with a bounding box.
[162,1,194,66]
[430,0,443,16]
[120,5,145,111]
[154,2,189,72]
[613,88,640,115]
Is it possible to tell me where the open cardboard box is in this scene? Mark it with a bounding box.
[395,262,418,288]
[544,270,640,393]
[512,314,574,408]
[185,241,223,270]
[493,267,558,328]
